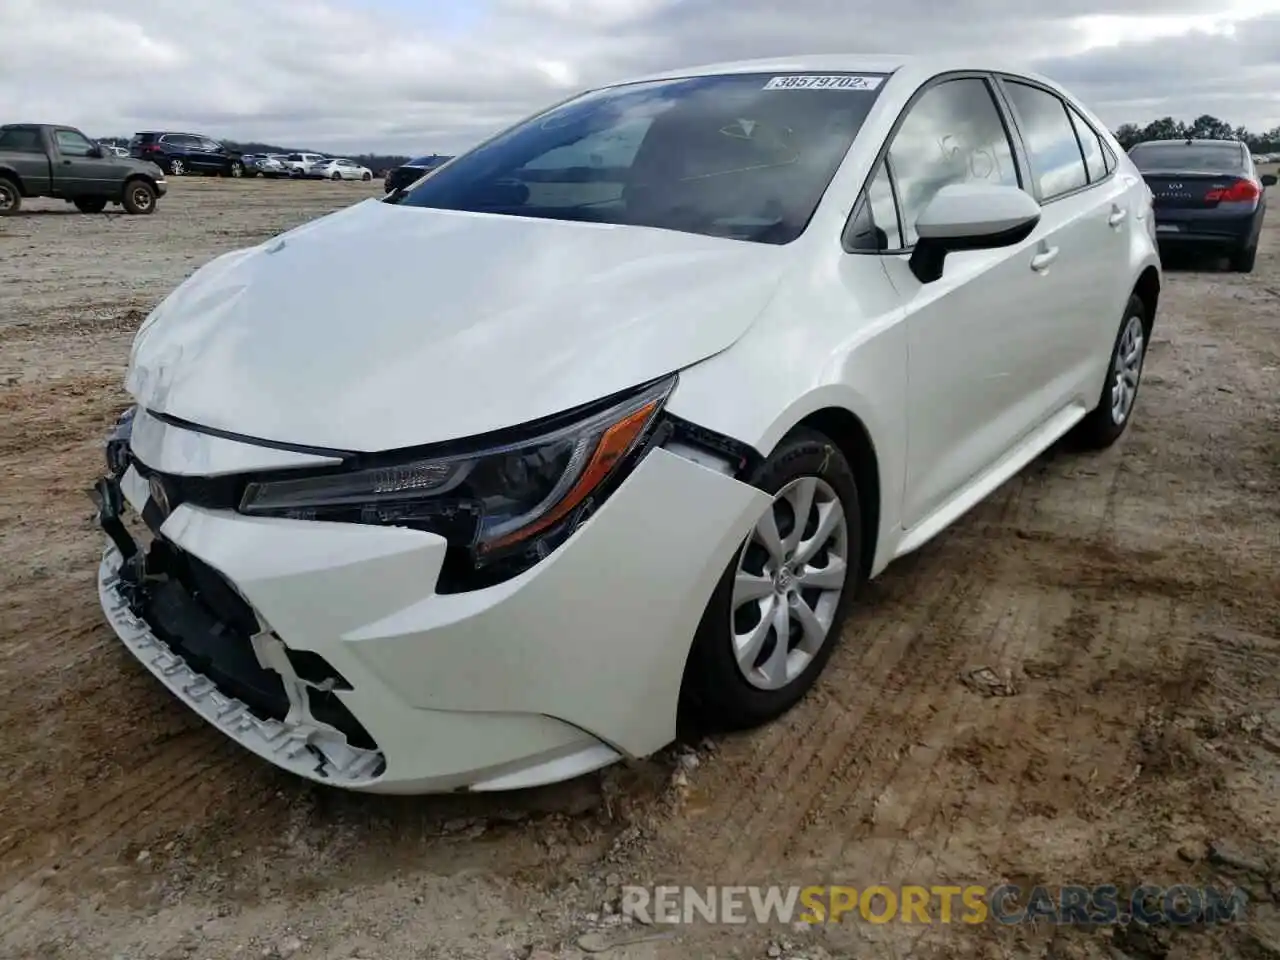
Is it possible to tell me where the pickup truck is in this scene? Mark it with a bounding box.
[0,123,167,216]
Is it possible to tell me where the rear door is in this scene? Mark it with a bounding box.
[994,77,1131,407]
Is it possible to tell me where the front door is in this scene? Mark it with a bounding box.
[52,128,120,197]
[871,76,1070,531]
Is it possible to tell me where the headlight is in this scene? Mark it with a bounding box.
[239,376,675,564]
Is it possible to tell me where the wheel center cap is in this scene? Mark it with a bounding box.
[774,568,796,593]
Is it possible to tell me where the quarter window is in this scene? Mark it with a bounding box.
[1066,105,1107,183]
[846,160,902,251]
[1002,82,1088,199]
[886,78,1019,247]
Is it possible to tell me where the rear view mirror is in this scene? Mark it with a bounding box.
[1262,174,1278,188]
[909,183,1041,284]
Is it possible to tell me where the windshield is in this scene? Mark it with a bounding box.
[394,72,887,244]
[1129,141,1246,174]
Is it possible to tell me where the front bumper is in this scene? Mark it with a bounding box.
[93,441,766,793]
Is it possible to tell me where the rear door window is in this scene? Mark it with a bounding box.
[1001,81,1089,199]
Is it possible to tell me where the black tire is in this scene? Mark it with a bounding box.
[361,171,372,182]
[1071,294,1149,450]
[121,179,157,215]
[682,427,863,730]
[74,197,108,213]
[0,177,20,216]
[1230,243,1257,273]
[331,171,342,181]
[168,157,185,176]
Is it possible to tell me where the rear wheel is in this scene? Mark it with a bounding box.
[121,179,157,215]
[682,428,862,730]
[361,171,372,181]
[0,177,20,216]
[225,161,244,178]
[1072,294,1148,449]
[1230,243,1257,273]
[331,171,342,181]
[74,197,108,213]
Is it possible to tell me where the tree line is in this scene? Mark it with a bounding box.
[1112,115,1280,152]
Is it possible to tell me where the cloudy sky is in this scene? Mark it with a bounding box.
[2,0,1278,154]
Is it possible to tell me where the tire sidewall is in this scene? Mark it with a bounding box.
[0,179,19,215]
[122,181,156,215]
[685,429,863,727]
[1094,294,1148,441]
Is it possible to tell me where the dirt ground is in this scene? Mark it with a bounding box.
[1,176,1278,960]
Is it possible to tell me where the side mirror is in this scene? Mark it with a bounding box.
[1262,174,1277,188]
[908,183,1042,284]
[87,145,104,159]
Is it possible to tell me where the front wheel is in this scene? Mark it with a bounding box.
[1071,294,1149,449]
[682,428,862,730]
[331,171,342,181]
[121,179,157,215]
[168,158,185,176]
[226,161,244,178]
[74,197,108,213]
[361,171,372,181]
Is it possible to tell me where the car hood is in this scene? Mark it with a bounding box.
[126,199,791,452]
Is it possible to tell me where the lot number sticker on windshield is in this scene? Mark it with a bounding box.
[763,75,883,91]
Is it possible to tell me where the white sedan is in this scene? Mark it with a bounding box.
[307,157,373,181]
[94,54,1159,794]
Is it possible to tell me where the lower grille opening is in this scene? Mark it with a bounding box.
[137,540,378,751]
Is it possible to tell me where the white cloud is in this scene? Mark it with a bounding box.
[1,0,1277,155]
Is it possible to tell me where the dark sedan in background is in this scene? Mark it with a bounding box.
[383,154,452,194]
[1130,138,1276,273]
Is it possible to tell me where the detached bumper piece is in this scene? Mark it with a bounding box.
[92,475,386,785]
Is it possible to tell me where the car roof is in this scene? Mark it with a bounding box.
[610,53,1060,90]
[1132,138,1243,148]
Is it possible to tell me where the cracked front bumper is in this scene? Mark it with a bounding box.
[93,444,767,794]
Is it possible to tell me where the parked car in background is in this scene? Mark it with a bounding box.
[0,123,166,215]
[306,157,374,181]
[94,55,1161,793]
[281,153,328,176]
[130,132,245,178]
[1129,138,1275,272]
[242,154,287,178]
[383,154,452,193]
[99,143,130,158]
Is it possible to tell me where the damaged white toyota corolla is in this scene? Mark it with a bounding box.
[93,55,1160,793]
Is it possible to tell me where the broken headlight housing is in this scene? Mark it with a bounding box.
[238,376,675,574]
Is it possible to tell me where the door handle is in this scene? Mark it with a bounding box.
[1030,246,1059,272]
[1108,206,1128,227]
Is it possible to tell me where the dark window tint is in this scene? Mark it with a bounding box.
[0,127,42,152]
[397,72,887,244]
[1002,82,1088,199]
[1066,106,1107,182]
[886,77,1019,247]
[54,129,96,157]
[1128,141,1245,174]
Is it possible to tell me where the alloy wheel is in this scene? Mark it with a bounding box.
[1110,314,1145,425]
[731,476,849,691]
[170,159,185,175]
[0,182,15,212]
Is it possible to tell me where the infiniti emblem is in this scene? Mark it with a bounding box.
[775,568,796,592]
